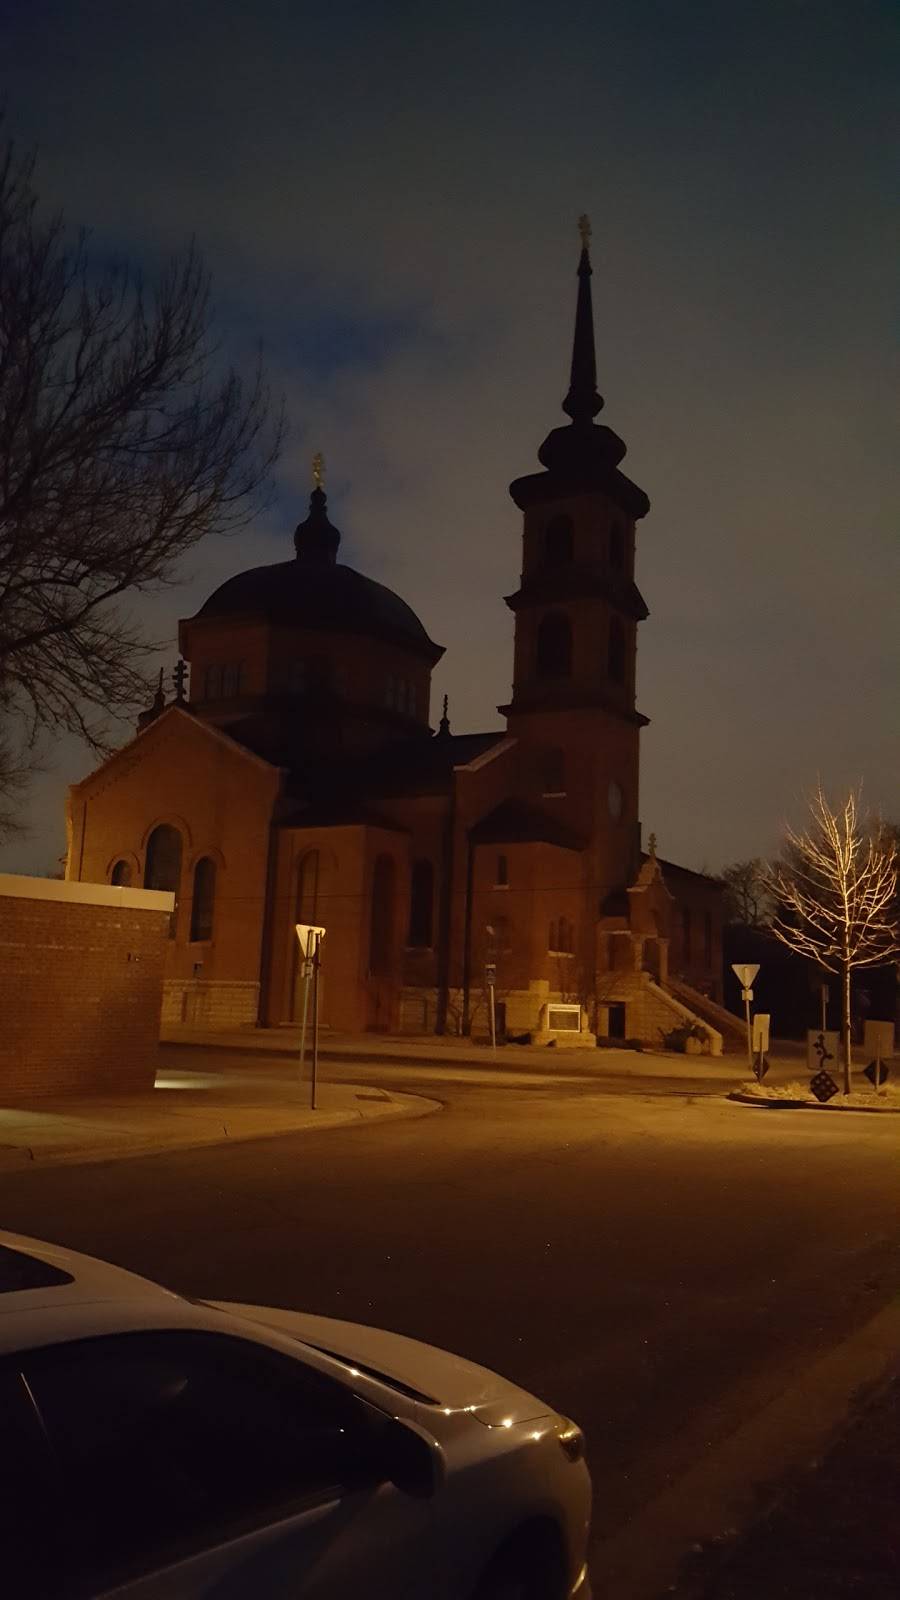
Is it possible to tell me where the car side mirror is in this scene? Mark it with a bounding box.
[380,1418,443,1499]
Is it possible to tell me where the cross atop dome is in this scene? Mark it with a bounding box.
[294,456,341,565]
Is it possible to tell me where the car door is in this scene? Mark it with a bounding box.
[19,1328,442,1599]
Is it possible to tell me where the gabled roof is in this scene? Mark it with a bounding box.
[70,705,282,794]
[470,799,585,852]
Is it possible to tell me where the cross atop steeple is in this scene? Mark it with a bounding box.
[312,450,325,490]
[577,212,591,249]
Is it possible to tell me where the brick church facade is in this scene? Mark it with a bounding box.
[66,232,727,1047]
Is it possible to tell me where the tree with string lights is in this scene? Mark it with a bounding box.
[763,787,899,1093]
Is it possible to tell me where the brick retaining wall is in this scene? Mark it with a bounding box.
[0,875,174,1098]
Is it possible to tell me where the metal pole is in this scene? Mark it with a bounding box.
[489,982,496,1054]
[298,932,312,1087]
[744,992,753,1069]
[310,937,320,1112]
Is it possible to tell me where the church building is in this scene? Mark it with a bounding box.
[66,227,728,1048]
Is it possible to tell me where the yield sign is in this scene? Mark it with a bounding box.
[732,962,760,988]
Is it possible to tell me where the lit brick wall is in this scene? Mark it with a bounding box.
[0,875,173,1099]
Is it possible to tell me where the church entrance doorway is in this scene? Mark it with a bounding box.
[607,1002,626,1039]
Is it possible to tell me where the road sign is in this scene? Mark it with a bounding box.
[732,963,760,988]
[741,988,754,1003]
[752,1014,770,1052]
[864,1060,890,1088]
[810,1070,839,1104]
[484,962,497,986]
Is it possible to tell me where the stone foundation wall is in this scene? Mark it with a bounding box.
[162,979,260,1029]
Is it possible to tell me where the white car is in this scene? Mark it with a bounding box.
[0,1232,591,1599]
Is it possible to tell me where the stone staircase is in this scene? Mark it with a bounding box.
[665,976,747,1052]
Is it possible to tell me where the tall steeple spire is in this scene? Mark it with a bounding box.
[562,215,603,424]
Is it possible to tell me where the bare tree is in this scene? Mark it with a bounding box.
[763,787,899,1092]
[720,857,771,926]
[0,133,281,822]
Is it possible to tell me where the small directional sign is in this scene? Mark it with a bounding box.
[864,1059,890,1088]
[484,963,497,986]
[810,1070,839,1103]
[732,963,760,988]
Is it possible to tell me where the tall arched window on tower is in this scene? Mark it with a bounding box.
[544,514,574,568]
[369,855,396,976]
[144,824,182,936]
[190,857,217,942]
[541,747,566,795]
[610,522,626,571]
[408,859,434,948]
[608,617,626,684]
[536,612,572,679]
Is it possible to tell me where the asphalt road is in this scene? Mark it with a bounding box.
[1,1050,898,1594]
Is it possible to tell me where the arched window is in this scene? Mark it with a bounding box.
[369,855,396,976]
[536,612,572,679]
[544,515,574,568]
[144,825,182,894]
[144,824,182,937]
[408,859,434,948]
[190,857,217,942]
[610,523,626,571]
[704,910,713,966]
[682,907,692,962]
[110,860,132,887]
[542,748,566,795]
[549,917,575,954]
[608,617,626,684]
[295,850,320,923]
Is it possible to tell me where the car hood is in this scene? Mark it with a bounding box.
[212,1301,551,1427]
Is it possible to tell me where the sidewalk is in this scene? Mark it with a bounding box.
[0,1070,438,1172]
[161,1023,805,1086]
[672,1364,900,1598]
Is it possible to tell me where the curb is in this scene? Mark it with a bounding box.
[597,1293,900,1600]
[0,1089,441,1175]
[728,1092,900,1115]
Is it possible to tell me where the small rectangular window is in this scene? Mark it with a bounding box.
[495,853,509,887]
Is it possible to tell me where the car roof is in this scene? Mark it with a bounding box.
[0,1231,182,1347]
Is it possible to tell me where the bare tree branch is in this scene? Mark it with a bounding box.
[0,128,283,829]
[762,786,899,1091]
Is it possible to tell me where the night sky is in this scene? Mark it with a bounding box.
[3,0,898,876]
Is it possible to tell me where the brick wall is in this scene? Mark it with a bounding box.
[0,875,173,1099]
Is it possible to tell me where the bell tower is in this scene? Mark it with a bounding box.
[502,218,651,878]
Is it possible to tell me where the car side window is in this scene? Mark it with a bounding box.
[0,1364,65,1595]
[22,1330,376,1591]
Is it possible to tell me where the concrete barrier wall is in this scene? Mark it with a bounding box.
[0,874,174,1099]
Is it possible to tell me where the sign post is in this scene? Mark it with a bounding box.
[732,964,760,1070]
[296,924,326,1109]
[485,962,497,1054]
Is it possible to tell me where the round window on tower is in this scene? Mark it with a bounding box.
[607,780,624,821]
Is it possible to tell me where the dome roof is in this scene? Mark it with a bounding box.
[196,558,443,662]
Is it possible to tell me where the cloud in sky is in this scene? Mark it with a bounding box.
[3,0,898,875]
